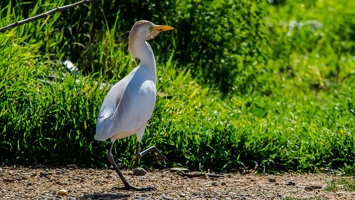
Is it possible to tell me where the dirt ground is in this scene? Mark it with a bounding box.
[1,165,354,200]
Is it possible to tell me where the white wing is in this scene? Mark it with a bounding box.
[95,69,135,141]
[95,66,156,141]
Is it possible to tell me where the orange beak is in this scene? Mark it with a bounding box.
[151,25,174,32]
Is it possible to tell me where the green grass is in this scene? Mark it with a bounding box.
[0,0,355,173]
[325,178,355,192]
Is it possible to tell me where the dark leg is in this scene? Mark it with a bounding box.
[107,141,155,191]
[135,142,167,163]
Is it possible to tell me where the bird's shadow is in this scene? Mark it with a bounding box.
[79,193,130,200]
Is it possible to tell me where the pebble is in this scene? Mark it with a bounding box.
[57,189,69,195]
[305,185,322,191]
[268,177,276,182]
[207,173,224,178]
[286,181,296,186]
[336,184,344,189]
[73,177,82,182]
[162,195,174,200]
[180,193,186,197]
[39,172,51,177]
[66,164,78,169]
[56,169,69,174]
[305,186,313,191]
[133,168,147,176]
[311,185,322,189]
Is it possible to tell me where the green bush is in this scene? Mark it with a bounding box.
[2,0,270,93]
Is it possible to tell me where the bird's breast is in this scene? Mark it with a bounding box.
[139,80,156,95]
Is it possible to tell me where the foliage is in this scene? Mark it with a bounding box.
[0,0,355,173]
[1,0,269,93]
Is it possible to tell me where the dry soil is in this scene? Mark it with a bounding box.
[1,166,354,199]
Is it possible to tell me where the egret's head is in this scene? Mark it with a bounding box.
[128,20,174,57]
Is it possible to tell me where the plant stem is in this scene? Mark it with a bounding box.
[0,0,96,33]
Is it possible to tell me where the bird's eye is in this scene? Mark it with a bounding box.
[149,26,153,31]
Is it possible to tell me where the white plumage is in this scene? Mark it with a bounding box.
[95,66,156,142]
[95,20,173,191]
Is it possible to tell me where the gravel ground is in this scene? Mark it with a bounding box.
[1,166,354,199]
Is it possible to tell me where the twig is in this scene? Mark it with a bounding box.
[176,170,225,178]
[176,171,206,178]
[0,0,96,33]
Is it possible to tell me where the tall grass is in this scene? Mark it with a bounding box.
[1,0,355,173]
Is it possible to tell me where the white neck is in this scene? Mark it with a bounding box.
[135,41,156,82]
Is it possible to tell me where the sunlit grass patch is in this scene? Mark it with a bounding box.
[325,178,355,192]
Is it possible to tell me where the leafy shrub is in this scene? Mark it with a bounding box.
[2,0,270,93]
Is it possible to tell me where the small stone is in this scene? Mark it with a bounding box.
[180,193,186,197]
[212,182,218,186]
[337,184,344,189]
[73,177,82,182]
[305,186,313,191]
[3,178,14,182]
[286,181,296,186]
[305,185,322,191]
[56,169,68,175]
[39,172,50,177]
[268,177,276,182]
[204,184,211,187]
[162,195,174,200]
[221,182,226,186]
[66,164,78,169]
[311,185,322,189]
[57,189,69,195]
[207,173,224,178]
[133,168,147,176]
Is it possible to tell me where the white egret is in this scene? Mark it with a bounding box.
[95,20,174,191]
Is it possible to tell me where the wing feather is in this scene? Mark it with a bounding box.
[95,73,133,141]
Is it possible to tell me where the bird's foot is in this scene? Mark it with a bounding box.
[123,184,156,191]
[153,151,168,164]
